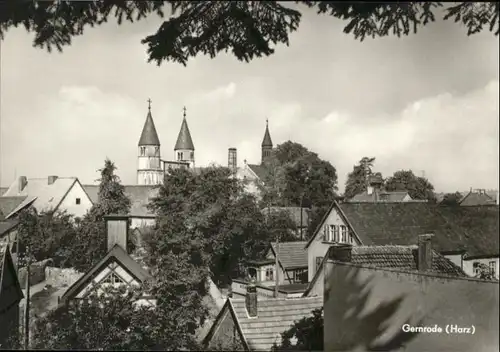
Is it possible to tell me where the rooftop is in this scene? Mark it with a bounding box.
[270,241,308,269]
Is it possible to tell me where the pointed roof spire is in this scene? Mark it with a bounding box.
[261,118,273,147]
[138,99,161,146]
[174,106,195,151]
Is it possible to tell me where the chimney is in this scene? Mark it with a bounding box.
[228,148,237,170]
[328,243,353,262]
[417,234,434,271]
[105,215,129,253]
[48,175,58,185]
[245,283,258,317]
[18,176,27,193]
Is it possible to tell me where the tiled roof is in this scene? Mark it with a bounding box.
[138,109,161,146]
[231,296,323,351]
[174,117,195,150]
[2,177,78,215]
[247,164,267,180]
[459,191,496,206]
[270,241,308,269]
[0,219,19,237]
[263,207,310,228]
[336,202,499,257]
[350,191,411,202]
[350,245,467,277]
[0,196,27,220]
[61,244,152,302]
[82,185,158,218]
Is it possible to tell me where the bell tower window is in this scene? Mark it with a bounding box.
[140,147,146,156]
[177,152,182,161]
[155,146,159,156]
[190,151,194,160]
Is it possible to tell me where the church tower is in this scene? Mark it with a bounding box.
[261,119,273,164]
[137,99,164,185]
[174,106,195,168]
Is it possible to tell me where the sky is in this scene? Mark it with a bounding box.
[0,5,498,193]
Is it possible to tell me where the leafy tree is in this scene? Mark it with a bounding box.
[70,159,131,272]
[384,170,436,202]
[16,208,77,267]
[264,208,300,243]
[272,308,324,351]
[475,262,498,281]
[259,141,338,239]
[1,2,498,66]
[147,166,270,288]
[31,286,173,350]
[344,157,377,200]
[440,192,463,206]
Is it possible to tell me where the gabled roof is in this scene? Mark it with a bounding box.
[2,177,82,215]
[138,109,161,146]
[263,207,310,228]
[61,244,152,302]
[261,123,273,148]
[303,245,468,297]
[0,196,27,220]
[459,191,496,206]
[306,201,499,257]
[230,296,322,350]
[174,117,195,151]
[269,241,308,269]
[82,184,159,218]
[246,164,267,180]
[349,191,411,202]
[0,245,24,311]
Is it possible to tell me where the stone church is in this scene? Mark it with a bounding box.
[136,101,275,194]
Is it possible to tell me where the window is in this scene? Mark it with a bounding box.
[341,225,347,243]
[349,233,354,244]
[155,146,159,155]
[489,261,496,275]
[329,225,339,242]
[292,269,307,283]
[102,272,125,285]
[75,198,81,205]
[265,268,274,281]
[190,151,194,160]
[315,257,323,273]
[248,268,257,280]
[323,225,329,241]
[140,147,146,156]
[473,262,480,275]
[177,152,182,160]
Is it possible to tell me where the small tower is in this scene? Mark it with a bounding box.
[174,106,195,168]
[261,118,273,164]
[137,99,164,185]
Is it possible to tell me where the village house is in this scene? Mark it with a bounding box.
[323,244,499,351]
[304,200,499,282]
[0,245,24,349]
[459,188,498,206]
[202,283,322,351]
[348,174,415,203]
[304,235,468,297]
[231,241,309,299]
[1,176,93,220]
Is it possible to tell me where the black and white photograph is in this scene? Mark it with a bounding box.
[0,1,498,351]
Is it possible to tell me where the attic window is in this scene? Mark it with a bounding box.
[76,198,81,205]
[102,272,125,285]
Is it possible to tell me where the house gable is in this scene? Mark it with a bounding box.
[203,299,249,351]
[56,179,93,218]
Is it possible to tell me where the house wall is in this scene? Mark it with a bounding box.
[307,207,359,282]
[58,181,93,218]
[463,257,499,280]
[264,251,287,285]
[207,307,244,351]
[324,262,499,352]
[443,254,463,271]
[235,167,260,198]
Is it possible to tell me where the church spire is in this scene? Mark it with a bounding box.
[174,106,195,151]
[261,118,273,147]
[138,99,161,146]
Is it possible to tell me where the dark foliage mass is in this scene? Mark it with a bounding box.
[1,2,497,66]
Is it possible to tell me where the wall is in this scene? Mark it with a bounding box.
[58,181,93,218]
[324,262,499,352]
[206,307,244,351]
[45,266,83,289]
[443,254,463,272]
[18,259,53,288]
[463,257,500,280]
[307,206,359,282]
[235,167,261,199]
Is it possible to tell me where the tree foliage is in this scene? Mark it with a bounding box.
[384,170,436,202]
[31,286,174,350]
[264,209,300,243]
[344,157,376,200]
[16,207,76,267]
[272,308,324,351]
[1,2,497,66]
[259,141,338,239]
[70,159,131,272]
[474,262,498,281]
[440,191,463,206]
